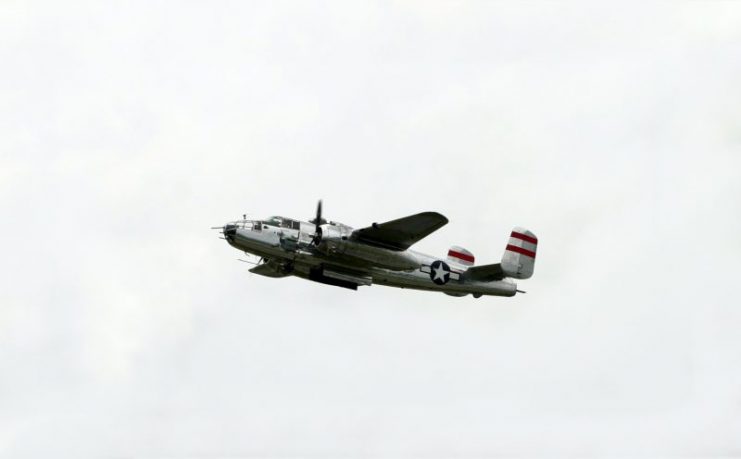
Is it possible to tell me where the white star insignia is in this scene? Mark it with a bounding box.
[433,264,448,281]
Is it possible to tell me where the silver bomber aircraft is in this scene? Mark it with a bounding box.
[215,201,537,298]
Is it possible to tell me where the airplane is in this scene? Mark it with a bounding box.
[214,201,537,298]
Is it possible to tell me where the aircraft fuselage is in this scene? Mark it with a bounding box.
[222,217,518,297]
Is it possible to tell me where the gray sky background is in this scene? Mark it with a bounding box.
[2,1,741,457]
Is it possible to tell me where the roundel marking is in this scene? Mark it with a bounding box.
[429,260,451,285]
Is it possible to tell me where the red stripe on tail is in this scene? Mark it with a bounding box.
[448,250,474,263]
[506,244,536,259]
[510,231,538,244]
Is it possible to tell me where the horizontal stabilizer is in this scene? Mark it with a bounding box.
[462,263,506,282]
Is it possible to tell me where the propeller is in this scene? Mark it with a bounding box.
[310,199,324,246]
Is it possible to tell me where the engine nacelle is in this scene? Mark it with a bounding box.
[315,223,347,243]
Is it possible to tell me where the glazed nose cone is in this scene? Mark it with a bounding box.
[224,223,237,238]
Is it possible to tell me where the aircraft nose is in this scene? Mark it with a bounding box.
[223,223,237,238]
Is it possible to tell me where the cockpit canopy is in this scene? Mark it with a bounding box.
[262,216,301,230]
[230,215,350,233]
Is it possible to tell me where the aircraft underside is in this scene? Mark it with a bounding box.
[287,261,518,297]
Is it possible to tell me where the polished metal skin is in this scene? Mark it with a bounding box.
[216,206,537,298]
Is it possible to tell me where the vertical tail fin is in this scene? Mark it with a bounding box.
[447,246,475,267]
[501,227,537,279]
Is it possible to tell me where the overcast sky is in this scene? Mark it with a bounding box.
[2,1,741,457]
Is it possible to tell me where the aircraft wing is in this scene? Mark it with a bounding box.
[351,212,448,251]
[462,263,506,282]
[249,262,292,278]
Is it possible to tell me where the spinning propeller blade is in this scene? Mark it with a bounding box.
[311,199,323,246]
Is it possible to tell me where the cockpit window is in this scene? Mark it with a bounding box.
[281,219,301,229]
[262,216,300,230]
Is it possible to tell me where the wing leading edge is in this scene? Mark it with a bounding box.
[351,211,448,251]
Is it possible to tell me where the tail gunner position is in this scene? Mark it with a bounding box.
[214,201,537,298]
